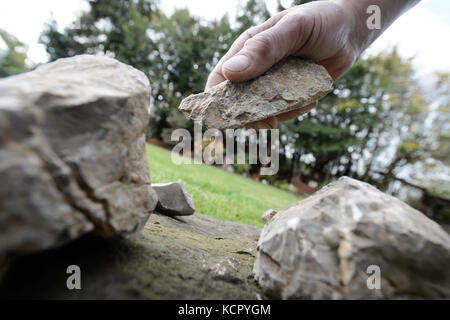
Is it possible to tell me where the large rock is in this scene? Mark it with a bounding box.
[0,55,158,255]
[179,58,333,129]
[153,182,195,216]
[0,213,264,299]
[254,177,450,299]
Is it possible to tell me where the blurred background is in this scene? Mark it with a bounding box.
[0,0,449,226]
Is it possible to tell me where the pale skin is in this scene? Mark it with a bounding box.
[206,0,421,129]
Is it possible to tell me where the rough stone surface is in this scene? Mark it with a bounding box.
[153,182,195,216]
[262,209,277,225]
[0,213,264,299]
[0,55,158,255]
[179,58,333,129]
[254,177,450,300]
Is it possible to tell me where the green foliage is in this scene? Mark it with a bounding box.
[277,0,315,12]
[39,0,433,196]
[40,0,157,68]
[432,72,450,165]
[147,9,234,140]
[235,0,270,35]
[0,29,28,78]
[40,0,234,142]
[441,208,450,223]
[277,48,429,192]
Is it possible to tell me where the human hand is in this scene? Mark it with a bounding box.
[205,0,362,129]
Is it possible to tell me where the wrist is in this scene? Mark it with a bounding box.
[331,0,369,57]
[332,0,421,55]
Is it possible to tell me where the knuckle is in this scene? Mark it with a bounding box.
[284,12,314,30]
[245,34,274,60]
[242,26,260,39]
[283,12,302,24]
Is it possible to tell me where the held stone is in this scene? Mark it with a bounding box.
[179,57,333,129]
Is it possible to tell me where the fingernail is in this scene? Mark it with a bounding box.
[223,55,251,72]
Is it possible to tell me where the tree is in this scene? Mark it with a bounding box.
[431,72,450,165]
[275,49,429,194]
[39,0,234,144]
[276,0,315,12]
[38,0,435,205]
[403,72,450,223]
[40,0,158,67]
[234,0,270,36]
[0,29,28,78]
[147,9,234,144]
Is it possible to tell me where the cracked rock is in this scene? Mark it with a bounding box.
[0,55,158,255]
[179,58,333,129]
[253,177,450,299]
[152,182,195,216]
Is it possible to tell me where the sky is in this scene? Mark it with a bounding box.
[0,0,449,80]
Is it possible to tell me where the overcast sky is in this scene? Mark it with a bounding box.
[0,0,449,80]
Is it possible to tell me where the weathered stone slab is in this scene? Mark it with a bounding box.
[153,182,195,216]
[179,57,333,129]
[0,213,264,299]
[0,55,158,255]
[253,177,450,299]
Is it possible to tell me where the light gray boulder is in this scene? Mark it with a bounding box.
[179,58,333,129]
[0,55,158,255]
[152,182,195,216]
[253,177,450,299]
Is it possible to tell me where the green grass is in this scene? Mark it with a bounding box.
[147,144,301,227]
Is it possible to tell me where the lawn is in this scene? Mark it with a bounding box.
[146,144,301,227]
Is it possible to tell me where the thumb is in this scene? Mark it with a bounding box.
[222,28,289,82]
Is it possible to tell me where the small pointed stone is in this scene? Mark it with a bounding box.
[153,182,195,216]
